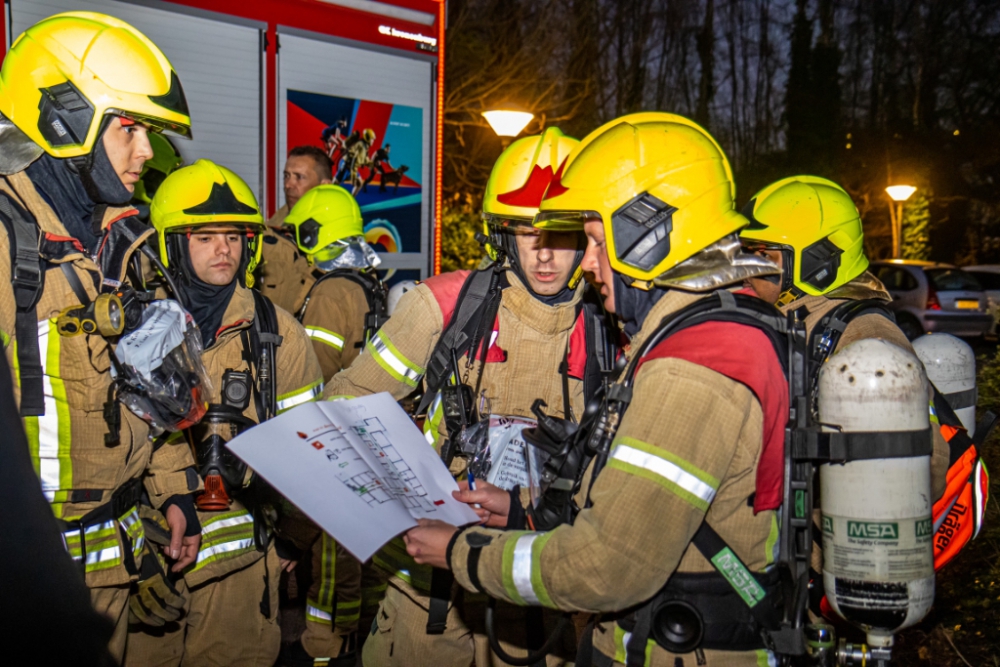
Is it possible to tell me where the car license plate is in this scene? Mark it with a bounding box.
[956,299,980,310]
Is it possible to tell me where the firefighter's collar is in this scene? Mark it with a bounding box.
[213,284,256,341]
[625,288,720,359]
[503,271,583,335]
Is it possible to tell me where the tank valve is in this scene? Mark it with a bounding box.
[836,639,892,666]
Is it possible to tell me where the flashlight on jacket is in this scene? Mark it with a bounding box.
[56,292,124,337]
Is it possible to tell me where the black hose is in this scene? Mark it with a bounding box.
[484,597,571,667]
[140,244,183,301]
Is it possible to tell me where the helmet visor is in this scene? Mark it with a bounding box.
[109,109,192,139]
[482,213,534,231]
[533,209,603,231]
[170,221,265,236]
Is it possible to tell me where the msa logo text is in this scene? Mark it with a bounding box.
[847,521,899,540]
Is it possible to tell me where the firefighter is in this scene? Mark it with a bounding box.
[258,146,335,315]
[738,175,948,488]
[403,112,804,666]
[276,183,384,666]
[125,159,324,666]
[285,183,384,379]
[0,13,201,660]
[738,175,958,578]
[323,127,605,666]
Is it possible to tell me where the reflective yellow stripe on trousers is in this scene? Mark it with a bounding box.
[189,510,257,572]
[62,506,144,574]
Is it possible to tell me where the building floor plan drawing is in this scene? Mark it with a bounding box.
[226,392,480,561]
[352,417,438,513]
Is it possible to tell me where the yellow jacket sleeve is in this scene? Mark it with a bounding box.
[451,357,768,612]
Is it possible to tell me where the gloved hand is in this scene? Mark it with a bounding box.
[128,546,186,627]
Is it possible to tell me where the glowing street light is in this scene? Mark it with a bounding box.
[481,106,534,142]
[886,184,917,258]
[886,185,917,202]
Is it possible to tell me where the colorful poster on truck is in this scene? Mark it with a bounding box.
[286,90,422,258]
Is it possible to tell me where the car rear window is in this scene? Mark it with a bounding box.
[924,268,983,292]
[874,266,919,290]
[969,271,1000,291]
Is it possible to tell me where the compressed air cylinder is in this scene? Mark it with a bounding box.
[913,333,977,436]
[818,339,934,649]
[387,280,418,315]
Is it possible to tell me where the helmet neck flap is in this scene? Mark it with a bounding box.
[168,233,242,348]
[25,121,133,254]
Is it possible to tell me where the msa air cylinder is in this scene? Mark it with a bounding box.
[818,339,934,650]
[913,333,977,435]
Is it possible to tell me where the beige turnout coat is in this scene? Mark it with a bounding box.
[450,289,787,667]
[0,170,197,588]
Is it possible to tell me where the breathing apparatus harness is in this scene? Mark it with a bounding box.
[413,239,615,650]
[171,277,283,618]
[508,289,940,666]
[297,267,389,346]
[0,190,194,440]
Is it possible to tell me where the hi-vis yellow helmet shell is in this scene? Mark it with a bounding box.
[151,160,264,286]
[534,112,745,283]
[481,127,579,261]
[0,12,191,159]
[740,175,868,298]
[284,184,363,260]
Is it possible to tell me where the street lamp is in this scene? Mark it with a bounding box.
[886,184,917,259]
[481,106,534,146]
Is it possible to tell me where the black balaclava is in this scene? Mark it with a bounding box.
[501,231,584,306]
[613,273,668,339]
[26,121,133,255]
[174,235,238,349]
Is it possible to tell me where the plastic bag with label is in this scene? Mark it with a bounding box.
[114,300,212,434]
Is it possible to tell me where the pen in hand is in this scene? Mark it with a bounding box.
[467,470,482,510]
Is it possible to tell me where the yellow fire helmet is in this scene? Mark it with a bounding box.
[0,11,191,160]
[534,112,746,283]
[150,159,264,287]
[740,175,868,301]
[284,184,363,258]
[481,127,580,261]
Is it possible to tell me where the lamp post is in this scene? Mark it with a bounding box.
[886,184,917,259]
[481,105,534,147]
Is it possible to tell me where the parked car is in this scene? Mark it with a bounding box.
[870,260,992,339]
[963,265,1000,336]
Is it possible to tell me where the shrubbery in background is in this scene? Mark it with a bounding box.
[440,194,485,273]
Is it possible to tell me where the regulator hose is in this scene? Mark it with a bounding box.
[484,597,571,667]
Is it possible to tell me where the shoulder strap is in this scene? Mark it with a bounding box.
[299,269,389,341]
[417,267,506,414]
[248,290,283,421]
[808,298,894,369]
[628,291,790,385]
[580,294,616,404]
[0,194,46,416]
